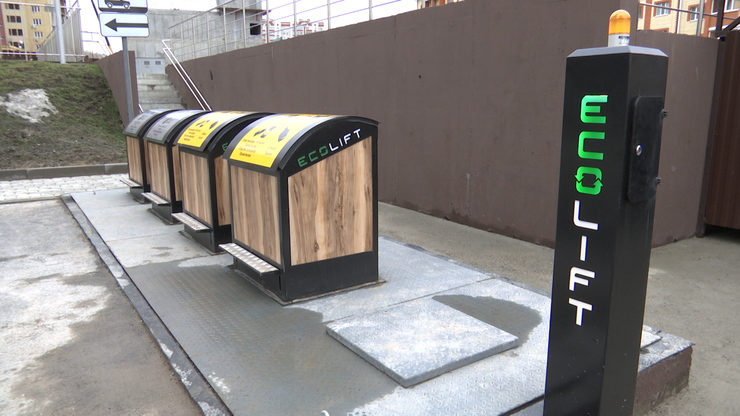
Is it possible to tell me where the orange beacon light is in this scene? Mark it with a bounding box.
[608,9,631,47]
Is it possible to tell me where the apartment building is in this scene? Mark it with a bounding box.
[639,0,739,37]
[1,0,64,56]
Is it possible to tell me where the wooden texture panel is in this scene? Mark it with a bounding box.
[180,151,212,225]
[231,166,281,264]
[126,136,143,184]
[704,31,740,230]
[288,138,373,266]
[147,142,170,200]
[173,145,183,201]
[215,157,231,226]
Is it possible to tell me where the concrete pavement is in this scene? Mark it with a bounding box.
[0,173,738,415]
[0,198,202,416]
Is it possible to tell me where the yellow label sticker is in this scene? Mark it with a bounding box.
[177,111,250,148]
[229,114,336,167]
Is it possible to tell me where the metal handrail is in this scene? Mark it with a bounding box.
[167,0,408,60]
[161,39,212,111]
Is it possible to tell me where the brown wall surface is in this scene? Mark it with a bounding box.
[97,51,139,124]
[702,31,740,231]
[632,31,718,245]
[168,0,717,247]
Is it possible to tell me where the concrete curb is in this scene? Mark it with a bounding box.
[0,163,128,181]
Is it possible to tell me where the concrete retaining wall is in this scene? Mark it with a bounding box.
[97,51,140,124]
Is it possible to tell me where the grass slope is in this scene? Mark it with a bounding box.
[0,60,125,169]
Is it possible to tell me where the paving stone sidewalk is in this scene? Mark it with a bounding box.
[0,174,127,203]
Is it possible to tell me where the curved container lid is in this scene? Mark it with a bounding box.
[176,111,264,152]
[123,109,175,138]
[225,113,378,173]
[144,110,209,145]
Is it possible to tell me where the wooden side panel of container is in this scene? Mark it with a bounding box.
[147,142,170,200]
[215,157,231,226]
[126,136,143,184]
[180,151,212,225]
[231,166,282,265]
[288,137,373,266]
[173,145,183,201]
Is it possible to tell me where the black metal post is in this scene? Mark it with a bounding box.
[544,45,668,415]
[716,0,727,37]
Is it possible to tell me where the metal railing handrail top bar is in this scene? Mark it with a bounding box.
[161,38,211,111]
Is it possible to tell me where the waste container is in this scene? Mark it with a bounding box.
[122,109,176,201]
[222,113,379,303]
[142,109,208,223]
[173,111,271,252]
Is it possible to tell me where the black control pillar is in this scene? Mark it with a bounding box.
[544,45,668,415]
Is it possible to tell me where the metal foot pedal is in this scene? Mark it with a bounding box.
[142,192,170,206]
[220,243,278,275]
[121,177,142,188]
[172,212,209,231]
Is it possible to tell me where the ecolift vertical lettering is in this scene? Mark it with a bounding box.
[544,10,668,415]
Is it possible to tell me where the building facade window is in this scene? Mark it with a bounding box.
[688,5,699,21]
[34,31,43,38]
[31,5,41,12]
[713,0,738,12]
[9,28,23,36]
[7,15,22,23]
[33,18,42,25]
[655,2,670,16]
[6,3,21,10]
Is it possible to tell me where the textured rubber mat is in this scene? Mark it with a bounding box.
[126,257,398,416]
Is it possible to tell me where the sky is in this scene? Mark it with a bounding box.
[76,0,417,55]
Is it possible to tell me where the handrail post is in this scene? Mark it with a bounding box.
[266,0,270,43]
[327,0,331,29]
[243,0,248,48]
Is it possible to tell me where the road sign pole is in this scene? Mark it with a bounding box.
[54,0,66,64]
[543,11,669,415]
[122,36,134,123]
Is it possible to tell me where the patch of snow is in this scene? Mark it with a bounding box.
[0,88,58,123]
[207,372,231,394]
[198,401,227,416]
[172,363,193,387]
[158,341,174,359]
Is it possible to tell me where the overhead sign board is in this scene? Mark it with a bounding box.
[100,12,149,38]
[97,0,148,13]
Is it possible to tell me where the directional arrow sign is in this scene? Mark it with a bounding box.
[97,0,148,13]
[100,12,149,37]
